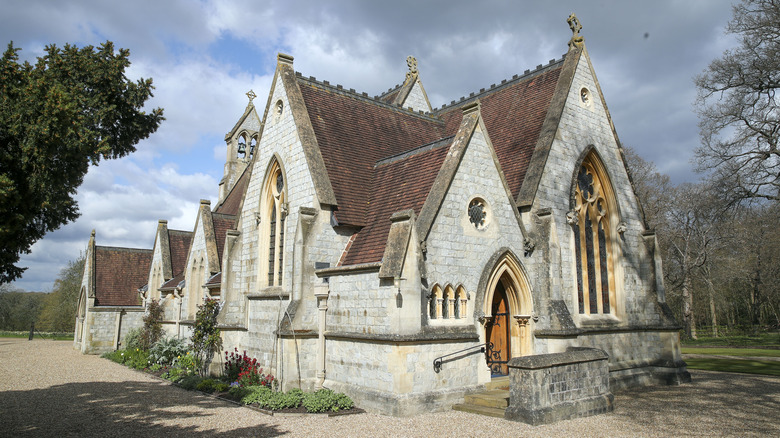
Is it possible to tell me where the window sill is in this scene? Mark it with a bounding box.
[577,313,621,327]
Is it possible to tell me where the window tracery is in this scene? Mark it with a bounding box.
[571,153,616,314]
[263,161,286,287]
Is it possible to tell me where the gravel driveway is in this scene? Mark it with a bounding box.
[1,339,779,437]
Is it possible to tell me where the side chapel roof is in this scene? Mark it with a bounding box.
[94,246,152,306]
[168,229,193,278]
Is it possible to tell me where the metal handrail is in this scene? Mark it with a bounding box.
[433,343,487,373]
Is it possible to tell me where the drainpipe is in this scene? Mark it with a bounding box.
[113,309,125,350]
[174,287,183,338]
[314,284,330,390]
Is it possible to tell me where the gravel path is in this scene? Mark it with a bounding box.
[1,339,779,437]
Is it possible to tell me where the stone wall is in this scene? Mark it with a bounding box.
[504,348,613,425]
[81,307,144,354]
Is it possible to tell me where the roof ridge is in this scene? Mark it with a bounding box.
[96,245,153,253]
[375,135,454,167]
[377,82,404,99]
[168,229,192,235]
[431,55,566,114]
[295,72,442,123]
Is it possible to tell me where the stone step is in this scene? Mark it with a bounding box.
[464,389,510,409]
[452,403,506,418]
[486,376,509,390]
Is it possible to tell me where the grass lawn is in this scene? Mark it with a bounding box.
[682,331,780,347]
[0,331,74,341]
[684,358,780,377]
[681,347,780,357]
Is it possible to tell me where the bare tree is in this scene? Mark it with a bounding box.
[694,0,780,204]
[663,183,722,339]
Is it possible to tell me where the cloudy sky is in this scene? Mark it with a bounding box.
[3,0,737,292]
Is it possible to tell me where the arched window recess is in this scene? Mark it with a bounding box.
[261,159,287,287]
[568,149,622,316]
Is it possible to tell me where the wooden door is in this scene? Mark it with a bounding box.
[486,283,510,375]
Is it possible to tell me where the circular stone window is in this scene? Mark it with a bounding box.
[580,87,592,106]
[468,198,489,230]
[274,100,284,121]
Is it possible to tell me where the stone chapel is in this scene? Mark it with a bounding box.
[75,18,690,418]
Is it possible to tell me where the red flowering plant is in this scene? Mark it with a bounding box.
[224,348,275,388]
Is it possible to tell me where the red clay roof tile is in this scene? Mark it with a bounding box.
[94,246,152,306]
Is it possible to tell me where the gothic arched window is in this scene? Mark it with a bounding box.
[572,153,616,314]
[264,161,286,287]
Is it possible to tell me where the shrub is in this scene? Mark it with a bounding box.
[178,374,202,391]
[241,385,273,406]
[224,348,256,383]
[191,298,222,376]
[214,382,230,392]
[302,389,354,413]
[141,300,164,350]
[266,388,304,410]
[196,378,216,393]
[149,336,189,366]
[124,328,143,350]
[101,350,124,363]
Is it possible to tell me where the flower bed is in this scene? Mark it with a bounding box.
[103,343,358,415]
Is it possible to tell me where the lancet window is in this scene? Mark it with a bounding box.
[264,161,286,287]
[571,153,616,314]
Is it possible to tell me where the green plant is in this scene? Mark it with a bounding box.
[191,298,222,376]
[214,382,230,392]
[178,374,203,391]
[241,385,273,406]
[174,351,198,373]
[149,336,189,366]
[266,388,304,410]
[141,300,164,350]
[302,389,354,413]
[124,328,143,350]
[101,350,124,363]
[196,378,216,393]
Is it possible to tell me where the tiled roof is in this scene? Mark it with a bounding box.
[168,229,192,277]
[341,139,452,265]
[212,213,236,267]
[160,272,184,291]
[434,61,564,198]
[215,164,251,215]
[206,272,221,287]
[297,57,564,266]
[297,78,447,226]
[94,246,152,306]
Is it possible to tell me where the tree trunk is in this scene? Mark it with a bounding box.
[682,273,697,340]
[708,285,718,337]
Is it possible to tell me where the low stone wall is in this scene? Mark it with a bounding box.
[504,347,613,425]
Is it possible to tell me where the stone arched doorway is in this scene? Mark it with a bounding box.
[482,253,533,376]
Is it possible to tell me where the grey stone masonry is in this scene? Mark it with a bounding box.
[504,347,613,425]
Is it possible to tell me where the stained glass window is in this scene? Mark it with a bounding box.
[572,154,615,315]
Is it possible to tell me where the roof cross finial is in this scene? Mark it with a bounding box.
[246,89,256,103]
[567,13,584,49]
[406,56,418,80]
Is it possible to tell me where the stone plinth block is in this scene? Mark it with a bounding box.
[504,347,614,425]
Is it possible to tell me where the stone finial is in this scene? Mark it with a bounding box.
[406,55,418,80]
[90,229,96,238]
[246,89,256,103]
[567,13,584,49]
